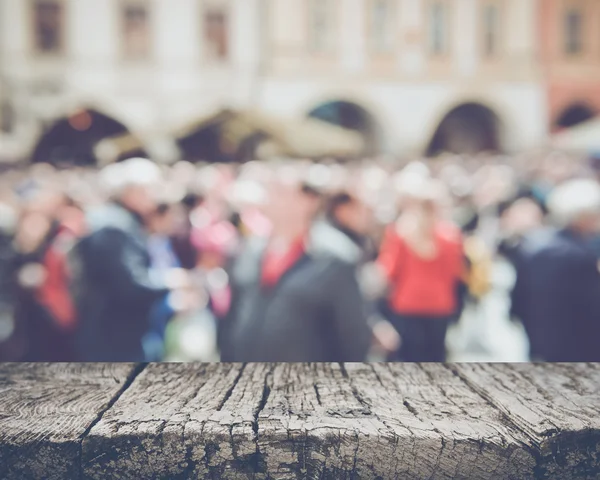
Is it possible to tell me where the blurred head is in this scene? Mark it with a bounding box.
[399,175,446,217]
[262,167,323,237]
[148,203,178,236]
[54,194,86,236]
[501,197,544,235]
[100,158,162,217]
[326,191,373,236]
[192,221,238,269]
[547,179,600,235]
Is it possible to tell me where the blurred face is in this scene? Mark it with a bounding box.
[502,199,543,234]
[58,204,87,236]
[121,184,157,217]
[335,199,373,235]
[198,250,225,270]
[573,212,600,237]
[149,208,177,236]
[263,179,320,235]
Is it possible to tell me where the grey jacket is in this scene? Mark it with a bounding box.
[222,222,372,362]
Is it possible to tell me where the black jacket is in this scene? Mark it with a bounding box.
[70,203,169,361]
[511,228,600,361]
[222,224,372,362]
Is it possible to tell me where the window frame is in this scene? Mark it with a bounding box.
[307,0,337,55]
[29,0,66,57]
[120,0,154,63]
[202,4,231,64]
[564,4,585,56]
[427,0,451,58]
[481,1,503,59]
[367,0,396,56]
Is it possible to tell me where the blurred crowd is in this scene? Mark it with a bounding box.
[1,150,600,363]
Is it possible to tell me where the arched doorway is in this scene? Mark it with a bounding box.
[307,100,381,155]
[426,103,502,157]
[554,103,595,131]
[31,109,140,167]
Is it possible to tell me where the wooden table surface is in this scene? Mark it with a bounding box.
[0,363,599,479]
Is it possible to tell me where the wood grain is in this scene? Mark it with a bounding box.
[453,363,600,479]
[0,363,140,480]
[1,363,598,479]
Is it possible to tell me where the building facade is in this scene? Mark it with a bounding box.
[259,0,545,156]
[0,0,262,164]
[539,0,600,133]
[0,0,549,164]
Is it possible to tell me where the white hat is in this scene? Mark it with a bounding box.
[100,158,162,198]
[547,178,600,227]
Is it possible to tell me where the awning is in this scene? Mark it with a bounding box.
[551,116,600,152]
[174,109,236,139]
[175,109,365,161]
[94,132,148,166]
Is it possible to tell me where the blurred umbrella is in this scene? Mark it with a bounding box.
[551,116,600,152]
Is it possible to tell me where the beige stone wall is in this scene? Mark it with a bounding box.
[265,0,541,82]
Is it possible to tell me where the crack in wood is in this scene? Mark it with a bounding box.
[216,363,246,411]
[77,363,146,479]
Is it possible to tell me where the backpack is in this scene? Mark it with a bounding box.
[463,235,493,299]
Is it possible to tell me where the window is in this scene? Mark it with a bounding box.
[370,0,394,53]
[309,0,334,53]
[565,8,583,54]
[204,8,229,61]
[0,102,15,134]
[122,2,151,60]
[483,4,501,57]
[32,0,63,54]
[429,2,448,56]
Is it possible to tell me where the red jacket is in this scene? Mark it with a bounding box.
[35,226,78,331]
[377,222,464,316]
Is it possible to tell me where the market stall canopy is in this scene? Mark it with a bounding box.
[175,109,365,162]
[95,133,180,166]
[551,116,600,152]
[243,110,365,158]
[94,132,148,166]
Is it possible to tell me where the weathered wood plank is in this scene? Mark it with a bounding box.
[453,363,600,479]
[257,363,537,479]
[82,363,266,479]
[0,363,140,480]
[2,363,599,479]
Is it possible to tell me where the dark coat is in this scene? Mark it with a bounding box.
[221,224,372,362]
[511,228,600,362]
[70,203,169,361]
[0,228,23,361]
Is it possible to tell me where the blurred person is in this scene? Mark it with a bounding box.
[377,178,465,362]
[497,196,545,267]
[321,190,401,358]
[221,168,372,362]
[0,201,20,361]
[142,201,183,361]
[69,158,194,362]
[322,191,373,257]
[147,202,181,277]
[171,189,205,270]
[11,185,84,361]
[511,178,600,362]
[191,220,238,355]
[584,152,600,259]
